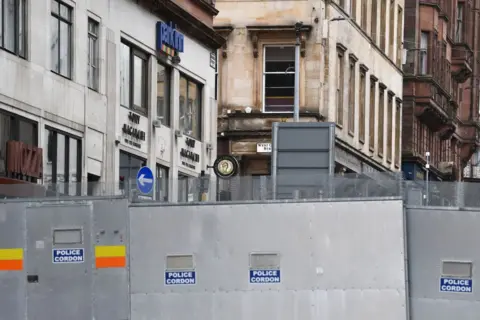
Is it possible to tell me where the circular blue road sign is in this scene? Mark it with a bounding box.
[136,166,154,194]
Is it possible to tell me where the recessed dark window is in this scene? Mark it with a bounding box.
[263,46,295,112]
[119,151,146,193]
[44,127,82,196]
[0,110,37,179]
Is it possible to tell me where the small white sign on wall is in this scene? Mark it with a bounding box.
[119,108,149,154]
[178,136,202,173]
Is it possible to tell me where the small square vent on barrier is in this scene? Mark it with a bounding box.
[249,252,280,269]
[442,261,472,278]
[53,228,83,245]
[166,254,195,270]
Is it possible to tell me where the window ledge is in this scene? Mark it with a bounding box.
[246,24,312,58]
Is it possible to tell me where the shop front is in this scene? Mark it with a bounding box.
[0,109,45,197]
[114,11,221,202]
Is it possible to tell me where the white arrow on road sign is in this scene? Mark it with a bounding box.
[138,174,153,186]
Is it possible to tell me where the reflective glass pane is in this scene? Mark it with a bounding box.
[18,0,25,56]
[133,55,145,109]
[265,46,295,61]
[179,76,188,135]
[59,21,70,77]
[51,17,59,72]
[68,138,78,195]
[4,0,15,51]
[69,138,78,182]
[157,63,170,125]
[120,43,130,107]
[188,81,200,140]
[56,133,65,183]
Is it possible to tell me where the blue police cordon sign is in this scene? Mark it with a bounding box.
[249,269,281,284]
[52,248,84,264]
[136,166,154,194]
[165,271,196,285]
[440,277,473,293]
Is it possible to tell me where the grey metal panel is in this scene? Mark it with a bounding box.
[0,203,26,320]
[407,207,480,320]
[92,199,130,320]
[130,199,407,320]
[271,122,335,199]
[277,152,331,167]
[25,202,93,320]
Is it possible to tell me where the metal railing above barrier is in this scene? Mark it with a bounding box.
[3,173,480,208]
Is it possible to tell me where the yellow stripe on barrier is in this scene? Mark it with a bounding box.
[95,245,126,258]
[0,248,23,260]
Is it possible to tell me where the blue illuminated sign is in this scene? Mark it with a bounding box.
[440,277,473,293]
[249,269,281,284]
[156,21,184,54]
[52,248,84,264]
[165,271,196,285]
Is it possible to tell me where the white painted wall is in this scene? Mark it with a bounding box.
[0,0,217,200]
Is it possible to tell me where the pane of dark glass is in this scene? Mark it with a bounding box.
[156,165,169,201]
[18,119,35,145]
[157,63,170,126]
[0,113,12,176]
[119,151,129,187]
[179,76,188,135]
[265,61,295,73]
[18,0,25,56]
[265,73,294,88]
[44,129,54,184]
[265,46,295,61]
[265,87,295,98]
[4,0,15,52]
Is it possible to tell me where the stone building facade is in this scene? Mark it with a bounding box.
[403,0,480,183]
[0,0,223,200]
[215,0,404,177]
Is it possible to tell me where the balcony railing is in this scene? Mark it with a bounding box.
[415,50,451,96]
